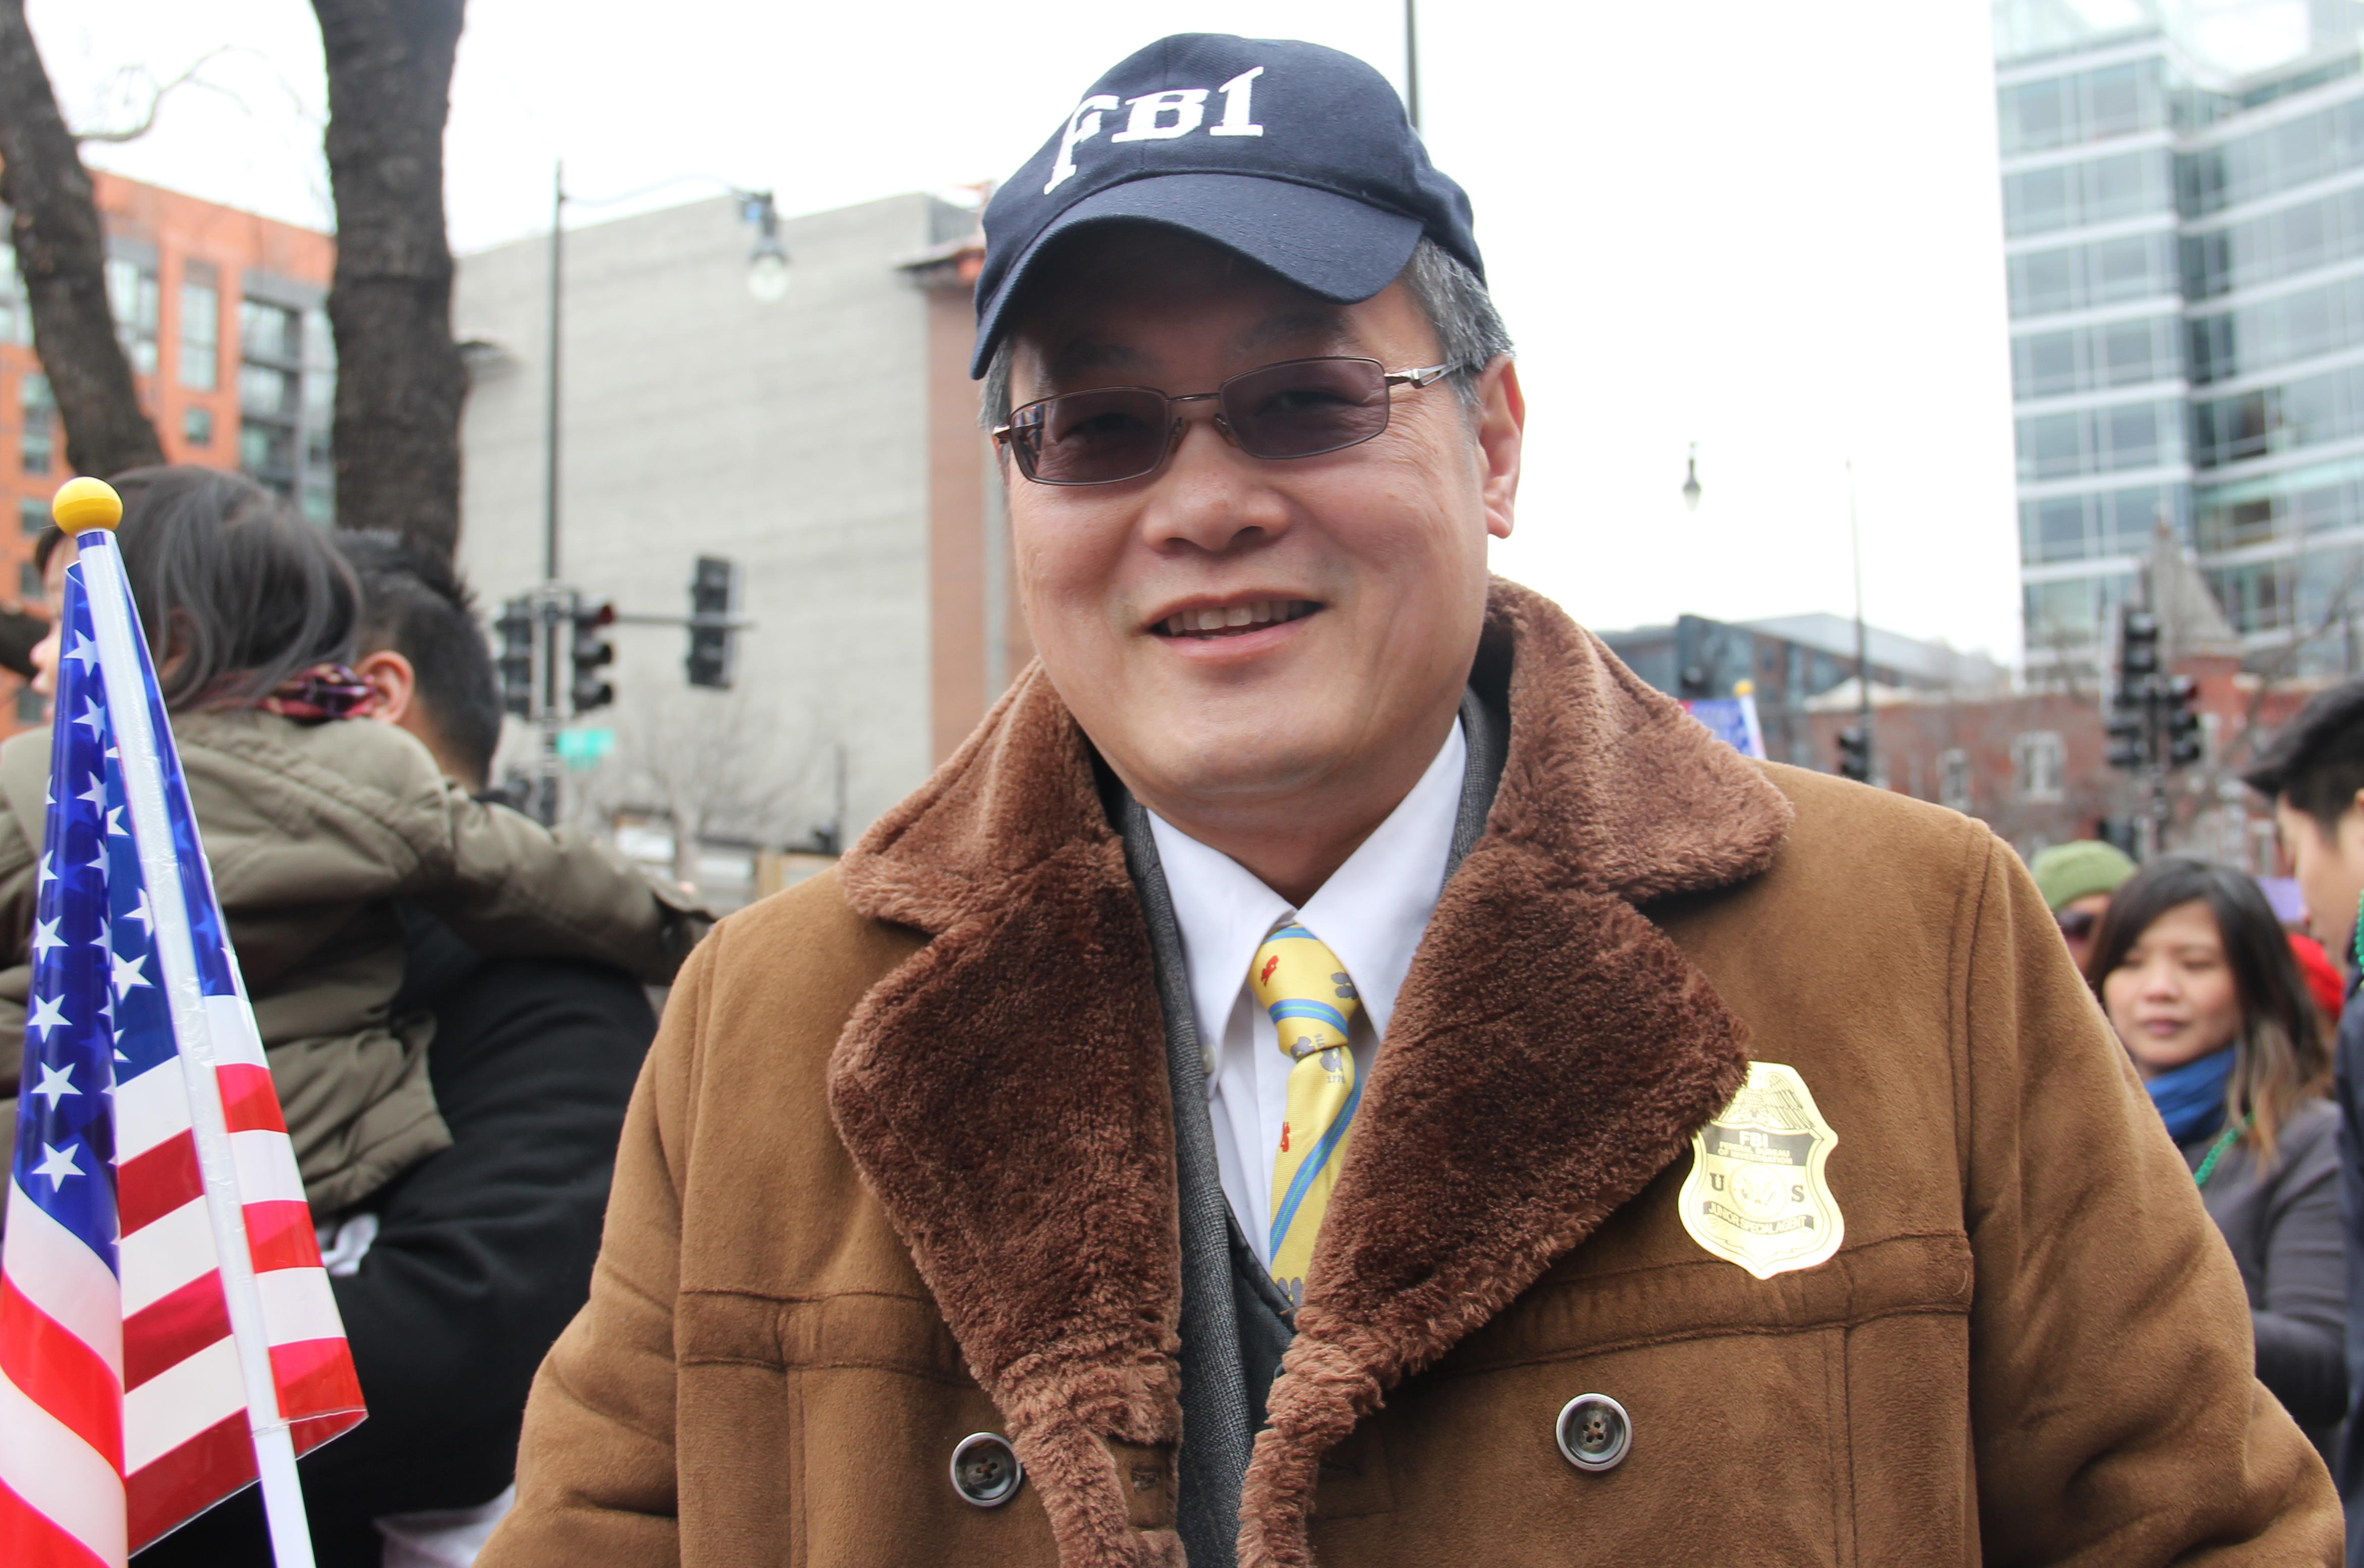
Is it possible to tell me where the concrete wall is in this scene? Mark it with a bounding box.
[456,191,970,844]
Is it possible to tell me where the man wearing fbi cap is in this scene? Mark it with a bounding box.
[487,34,2336,1566]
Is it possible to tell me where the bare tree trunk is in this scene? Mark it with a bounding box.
[310,0,466,557]
[0,0,165,479]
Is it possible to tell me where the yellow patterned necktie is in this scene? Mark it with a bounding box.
[1248,922,1362,1308]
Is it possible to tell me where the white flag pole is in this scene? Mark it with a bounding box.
[63,481,318,1568]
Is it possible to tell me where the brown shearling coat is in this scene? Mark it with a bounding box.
[487,582,2339,1566]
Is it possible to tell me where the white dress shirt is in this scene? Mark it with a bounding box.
[1147,719,1468,1266]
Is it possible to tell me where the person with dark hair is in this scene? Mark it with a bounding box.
[2086,856,2344,1455]
[135,525,660,1566]
[0,466,708,1215]
[335,528,505,787]
[2246,675,2364,1556]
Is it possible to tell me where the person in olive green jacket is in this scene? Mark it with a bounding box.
[0,466,708,1213]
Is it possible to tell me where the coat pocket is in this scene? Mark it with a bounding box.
[678,1289,1063,1568]
[1308,1231,1974,1567]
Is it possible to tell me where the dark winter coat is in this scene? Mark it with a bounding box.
[136,910,656,1566]
[2181,1098,2345,1455]
[2332,984,2364,1564]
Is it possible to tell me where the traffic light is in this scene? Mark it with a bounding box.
[569,595,616,713]
[495,597,535,718]
[687,555,739,690]
[2105,702,2147,771]
[2119,610,2160,680]
[2164,673,2204,768]
[1836,726,1870,782]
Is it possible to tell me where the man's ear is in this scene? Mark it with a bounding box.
[1473,355,1525,542]
[352,648,416,724]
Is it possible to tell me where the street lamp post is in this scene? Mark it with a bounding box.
[1681,442,1702,513]
[529,166,788,824]
[1849,459,1872,783]
[1404,0,1421,133]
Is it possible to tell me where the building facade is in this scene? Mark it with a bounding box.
[452,190,1024,859]
[1998,0,2364,679]
[1600,613,2003,771]
[0,173,335,731]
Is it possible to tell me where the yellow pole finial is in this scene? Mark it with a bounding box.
[51,476,123,532]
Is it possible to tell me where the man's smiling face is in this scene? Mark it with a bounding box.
[1002,227,1521,854]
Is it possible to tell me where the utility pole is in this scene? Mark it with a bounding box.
[1850,460,1872,784]
[531,159,568,825]
[1404,0,1421,133]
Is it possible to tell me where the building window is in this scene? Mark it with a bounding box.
[2014,397,2184,481]
[18,497,45,537]
[20,373,53,475]
[240,361,295,417]
[105,257,158,375]
[1938,749,1971,813]
[182,405,214,447]
[239,299,299,362]
[0,246,28,348]
[179,269,220,392]
[2015,732,2066,802]
[14,687,42,724]
[2003,149,2171,238]
[18,561,41,599]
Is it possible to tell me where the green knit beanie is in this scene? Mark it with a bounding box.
[2029,840,2138,913]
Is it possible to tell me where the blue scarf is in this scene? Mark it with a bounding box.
[2145,1046,2236,1144]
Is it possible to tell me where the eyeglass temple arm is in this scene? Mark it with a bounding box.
[1386,361,1463,389]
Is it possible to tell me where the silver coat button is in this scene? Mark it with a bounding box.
[951,1431,1024,1506]
[1555,1394,1631,1473]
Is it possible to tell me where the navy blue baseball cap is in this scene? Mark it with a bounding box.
[970,33,1481,377]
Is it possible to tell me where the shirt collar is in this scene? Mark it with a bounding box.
[1148,718,1469,1046]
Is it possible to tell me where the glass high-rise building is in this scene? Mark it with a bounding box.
[1999,0,2364,675]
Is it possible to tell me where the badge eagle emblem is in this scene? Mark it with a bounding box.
[1678,1061,1843,1280]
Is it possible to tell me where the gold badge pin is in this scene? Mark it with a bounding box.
[1678,1061,1843,1280]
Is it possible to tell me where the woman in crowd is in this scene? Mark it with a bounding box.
[2086,855,2345,1456]
[0,465,707,1216]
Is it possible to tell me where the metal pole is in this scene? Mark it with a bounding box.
[1850,460,1872,784]
[544,159,564,584]
[536,160,565,827]
[1404,0,1421,133]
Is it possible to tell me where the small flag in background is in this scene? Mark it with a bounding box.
[2,479,362,1566]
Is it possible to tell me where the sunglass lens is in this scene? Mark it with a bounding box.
[2057,910,2097,941]
[1020,388,1171,483]
[1222,359,1391,459]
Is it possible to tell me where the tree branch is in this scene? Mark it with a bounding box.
[0,0,165,479]
[73,47,241,144]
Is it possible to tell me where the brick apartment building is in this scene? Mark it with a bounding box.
[0,173,334,734]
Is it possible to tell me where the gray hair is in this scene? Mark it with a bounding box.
[979,236,1512,429]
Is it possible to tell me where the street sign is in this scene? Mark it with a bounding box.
[556,726,615,769]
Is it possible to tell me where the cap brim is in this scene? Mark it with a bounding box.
[970,173,1425,378]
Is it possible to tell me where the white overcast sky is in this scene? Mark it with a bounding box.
[33,0,2030,662]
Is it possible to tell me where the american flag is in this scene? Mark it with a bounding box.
[2,508,362,1566]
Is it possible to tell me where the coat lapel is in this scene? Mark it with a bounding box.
[1236,585,1794,1567]
[830,580,1792,1568]
[831,670,1187,1568]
